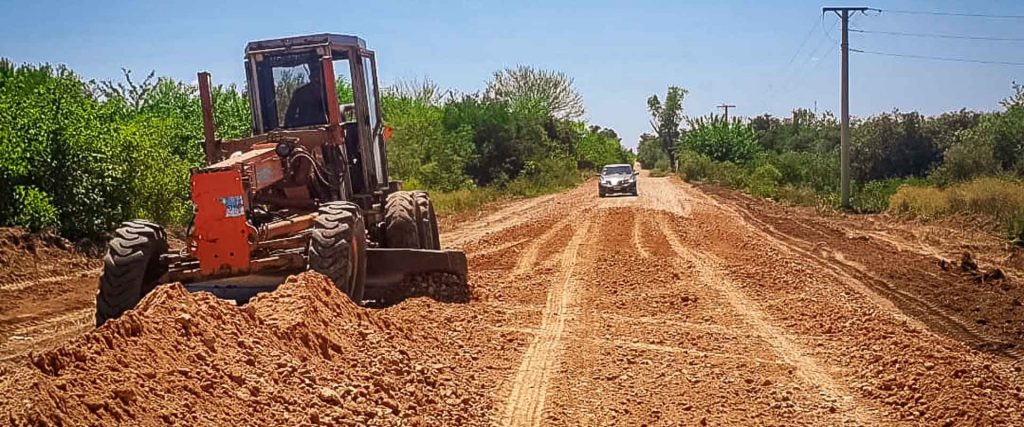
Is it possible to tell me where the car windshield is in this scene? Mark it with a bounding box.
[603,166,632,176]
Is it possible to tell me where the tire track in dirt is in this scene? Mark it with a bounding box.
[0,268,102,292]
[630,213,649,259]
[655,211,881,424]
[500,217,592,427]
[713,195,1023,360]
[1,307,92,363]
[512,219,575,277]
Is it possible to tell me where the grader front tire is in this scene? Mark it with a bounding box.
[309,202,367,303]
[96,221,168,327]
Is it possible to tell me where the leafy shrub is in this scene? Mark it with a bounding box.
[745,164,781,198]
[775,185,819,207]
[929,137,1000,185]
[853,178,927,213]
[767,151,839,193]
[654,158,672,172]
[12,186,59,231]
[506,157,579,197]
[676,150,712,181]
[681,115,760,163]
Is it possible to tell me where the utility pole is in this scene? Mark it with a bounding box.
[717,104,736,121]
[823,7,867,210]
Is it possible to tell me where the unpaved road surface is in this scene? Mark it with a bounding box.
[2,173,1024,426]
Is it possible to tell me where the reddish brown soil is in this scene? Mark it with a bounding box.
[2,175,1024,426]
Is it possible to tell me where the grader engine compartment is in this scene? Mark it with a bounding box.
[189,166,251,277]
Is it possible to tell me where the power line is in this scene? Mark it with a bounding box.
[759,15,838,112]
[850,48,1024,66]
[879,9,1024,19]
[850,28,1024,42]
[784,19,822,70]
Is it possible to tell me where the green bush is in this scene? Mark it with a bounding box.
[745,164,782,198]
[775,185,819,207]
[12,186,59,231]
[0,59,629,238]
[505,156,580,197]
[929,137,1000,185]
[852,178,928,213]
[676,150,712,181]
[680,115,760,163]
[767,151,840,193]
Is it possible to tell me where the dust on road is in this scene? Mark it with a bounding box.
[2,173,1023,426]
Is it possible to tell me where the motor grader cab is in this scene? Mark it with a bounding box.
[95,34,467,326]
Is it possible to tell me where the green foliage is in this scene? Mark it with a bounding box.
[0,58,627,239]
[851,111,942,181]
[851,178,927,213]
[751,109,839,153]
[745,164,781,198]
[767,151,839,194]
[12,186,59,231]
[383,83,475,192]
[576,125,630,170]
[680,114,760,163]
[636,133,669,170]
[676,150,713,181]
[647,86,687,166]
[485,65,584,120]
[928,137,1000,185]
[0,61,131,237]
[505,156,580,197]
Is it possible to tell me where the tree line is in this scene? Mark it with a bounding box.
[638,84,1024,242]
[0,60,631,238]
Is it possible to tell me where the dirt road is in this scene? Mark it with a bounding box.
[3,173,1024,425]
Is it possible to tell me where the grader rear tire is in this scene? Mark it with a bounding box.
[412,191,441,250]
[384,191,421,249]
[309,202,367,303]
[96,221,168,327]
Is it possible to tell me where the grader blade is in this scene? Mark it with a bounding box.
[363,248,468,301]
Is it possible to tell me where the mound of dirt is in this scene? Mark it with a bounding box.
[0,227,99,285]
[0,272,490,426]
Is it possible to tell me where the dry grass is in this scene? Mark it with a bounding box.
[429,188,504,216]
[888,177,1024,241]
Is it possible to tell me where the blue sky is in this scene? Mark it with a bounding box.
[2,0,1022,148]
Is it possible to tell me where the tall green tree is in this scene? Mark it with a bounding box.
[647,86,687,167]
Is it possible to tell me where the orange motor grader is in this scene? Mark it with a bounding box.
[96,34,466,326]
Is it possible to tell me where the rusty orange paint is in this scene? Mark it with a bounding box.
[190,167,252,276]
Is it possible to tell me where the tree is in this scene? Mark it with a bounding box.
[680,114,759,163]
[485,65,584,120]
[647,86,687,167]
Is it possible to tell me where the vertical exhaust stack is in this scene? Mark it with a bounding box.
[198,71,219,165]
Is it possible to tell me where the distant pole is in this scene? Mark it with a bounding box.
[824,6,867,210]
[717,104,736,121]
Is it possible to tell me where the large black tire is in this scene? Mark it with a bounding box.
[384,191,421,249]
[309,201,367,303]
[412,191,441,250]
[96,221,168,327]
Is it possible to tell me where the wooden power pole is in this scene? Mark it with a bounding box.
[823,7,866,210]
[717,104,736,121]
